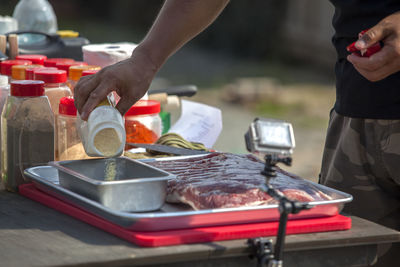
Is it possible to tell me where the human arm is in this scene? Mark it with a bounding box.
[74,0,229,120]
[347,11,400,82]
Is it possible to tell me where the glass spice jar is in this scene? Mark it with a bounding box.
[124,100,162,150]
[57,96,89,161]
[34,69,72,115]
[1,80,54,192]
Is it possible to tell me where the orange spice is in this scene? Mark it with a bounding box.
[125,120,158,150]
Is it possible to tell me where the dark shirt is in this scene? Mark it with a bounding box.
[330,0,400,119]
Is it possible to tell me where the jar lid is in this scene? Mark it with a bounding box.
[125,100,161,116]
[11,64,43,80]
[69,65,101,81]
[16,54,47,65]
[11,80,45,97]
[81,69,99,77]
[44,58,74,67]
[59,96,77,116]
[26,66,56,80]
[34,69,67,83]
[0,60,32,76]
[56,61,88,76]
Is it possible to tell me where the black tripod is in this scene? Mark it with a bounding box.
[249,154,312,267]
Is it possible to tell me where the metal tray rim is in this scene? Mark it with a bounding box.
[48,156,176,186]
[24,165,353,220]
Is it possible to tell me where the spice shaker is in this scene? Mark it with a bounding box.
[44,58,74,67]
[68,65,101,92]
[57,96,89,160]
[34,69,72,115]
[124,100,162,150]
[77,97,126,158]
[1,80,54,192]
[11,64,43,80]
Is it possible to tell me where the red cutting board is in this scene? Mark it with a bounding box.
[19,183,352,247]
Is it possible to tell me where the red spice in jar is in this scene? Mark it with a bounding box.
[125,120,159,150]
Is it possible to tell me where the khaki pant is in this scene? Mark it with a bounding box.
[320,110,400,266]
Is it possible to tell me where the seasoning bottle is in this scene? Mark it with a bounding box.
[0,59,32,82]
[124,100,162,150]
[11,64,43,80]
[77,97,125,158]
[34,69,72,115]
[25,66,55,80]
[68,65,101,92]
[1,80,54,192]
[44,58,74,67]
[16,54,47,65]
[57,96,89,161]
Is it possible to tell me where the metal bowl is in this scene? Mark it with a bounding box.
[48,157,176,212]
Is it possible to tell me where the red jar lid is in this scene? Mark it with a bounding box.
[0,60,32,76]
[44,58,74,67]
[10,80,45,97]
[56,61,88,75]
[125,100,160,116]
[16,54,47,65]
[26,66,57,80]
[34,69,67,83]
[59,96,77,116]
[81,69,99,77]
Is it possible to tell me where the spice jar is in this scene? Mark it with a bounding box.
[34,69,72,115]
[0,59,32,82]
[57,96,89,161]
[16,54,47,65]
[1,80,54,192]
[26,66,55,80]
[124,100,162,150]
[44,58,74,67]
[77,97,125,157]
[69,65,101,92]
[11,64,43,80]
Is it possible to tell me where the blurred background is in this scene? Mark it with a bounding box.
[1,0,337,181]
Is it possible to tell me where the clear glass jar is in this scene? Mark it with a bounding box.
[124,100,162,150]
[33,68,71,115]
[1,80,54,192]
[57,96,89,161]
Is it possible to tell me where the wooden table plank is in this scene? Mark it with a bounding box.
[1,190,399,267]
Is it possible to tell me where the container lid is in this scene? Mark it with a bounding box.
[0,60,32,76]
[34,69,67,83]
[44,58,74,67]
[59,96,77,116]
[56,61,88,76]
[125,100,161,116]
[26,66,56,80]
[16,54,47,65]
[81,69,99,77]
[10,80,45,97]
[11,64,43,80]
[69,65,101,81]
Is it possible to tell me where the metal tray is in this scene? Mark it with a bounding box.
[24,162,353,232]
[48,157,176,212]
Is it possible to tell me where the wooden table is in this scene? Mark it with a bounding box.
[1,189,399,267]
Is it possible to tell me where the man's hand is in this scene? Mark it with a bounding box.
[347,12,400,82]
[74,47,158,120]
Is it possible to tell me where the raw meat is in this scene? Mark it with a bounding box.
[147,153,332,210]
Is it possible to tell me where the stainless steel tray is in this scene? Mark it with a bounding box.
[24,163,353,232]
[48,157,175,212]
